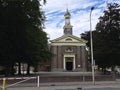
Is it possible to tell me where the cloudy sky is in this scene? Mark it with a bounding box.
[42,0,120,40]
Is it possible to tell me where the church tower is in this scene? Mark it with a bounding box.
[63,9,73,35]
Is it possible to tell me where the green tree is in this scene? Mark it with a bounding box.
[95,3,120,68]
[0,0,26,75]
[0,0,51,75]
[81,3,120,69]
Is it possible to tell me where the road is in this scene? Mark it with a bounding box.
[5,81,120,90]
[7,87,120,90]
[85,88,120,90]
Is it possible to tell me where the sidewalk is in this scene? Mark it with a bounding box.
[7,81,120,90]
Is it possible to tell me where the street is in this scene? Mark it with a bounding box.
[85,88,120,90]
[5,81,120,90]
[7,87,120,90]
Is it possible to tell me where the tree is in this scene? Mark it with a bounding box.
[81,3,120,69]
[95,3,120,68]
[0,0,51,75]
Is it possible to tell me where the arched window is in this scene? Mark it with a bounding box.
[65,38,72,41]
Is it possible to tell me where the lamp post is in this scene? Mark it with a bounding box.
[90,7,95,85]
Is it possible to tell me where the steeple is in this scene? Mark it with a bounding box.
[63,9,73,35]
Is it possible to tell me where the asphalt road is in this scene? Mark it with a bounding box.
[84,88,120,90]
[55,88,120,90]
[7,87,120,90]
[5,82,120,90]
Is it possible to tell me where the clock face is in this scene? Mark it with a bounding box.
[65,29,71,34]
[64,28,72,34]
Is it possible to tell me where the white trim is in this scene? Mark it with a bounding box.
[51,43,86,46]
[63,55,75,70]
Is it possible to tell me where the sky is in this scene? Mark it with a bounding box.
[42,0,120,40]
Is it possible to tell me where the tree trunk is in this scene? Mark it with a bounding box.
[27,63,30,75]
[10,64,15,75]
[18,62,21,75]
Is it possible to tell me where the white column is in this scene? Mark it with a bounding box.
[73,56,75,70]
[63,56,66,70]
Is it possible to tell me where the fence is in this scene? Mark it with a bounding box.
[0,76,40,90]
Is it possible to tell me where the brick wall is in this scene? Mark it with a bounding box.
[39,74,115,83]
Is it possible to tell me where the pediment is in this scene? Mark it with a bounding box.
[50,34,87,46]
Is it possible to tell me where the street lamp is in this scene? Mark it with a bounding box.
[90,7,95,85]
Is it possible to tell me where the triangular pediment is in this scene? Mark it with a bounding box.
[50,34,87,46]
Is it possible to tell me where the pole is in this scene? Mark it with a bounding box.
[90,7,95,85]
[2,78,6,90]
[37,76,40,87]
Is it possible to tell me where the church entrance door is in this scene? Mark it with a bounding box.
[65,57,73,71]
[66,62,73,71]
[64,55,75,71]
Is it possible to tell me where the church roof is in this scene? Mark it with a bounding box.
[50,34,87,46]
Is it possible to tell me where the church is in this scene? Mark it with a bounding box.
[38,9,89,72]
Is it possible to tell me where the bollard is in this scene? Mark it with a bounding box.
[37,76,40,87]
[2,78,6,90]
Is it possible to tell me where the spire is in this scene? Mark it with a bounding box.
[63,9,73,35]
[64,8,71,19]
